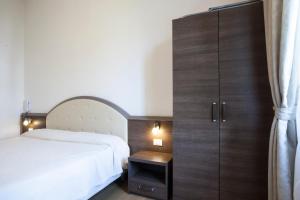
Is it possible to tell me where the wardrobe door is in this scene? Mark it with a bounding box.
[173,12,219,200]
[219,2,273,200]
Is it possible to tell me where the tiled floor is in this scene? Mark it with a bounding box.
[90,180,152,200]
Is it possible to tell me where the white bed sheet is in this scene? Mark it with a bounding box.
[0,129,129,200]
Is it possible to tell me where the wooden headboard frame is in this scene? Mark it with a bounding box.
[46,96,129,142]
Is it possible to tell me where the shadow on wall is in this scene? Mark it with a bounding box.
[143,39,173,116]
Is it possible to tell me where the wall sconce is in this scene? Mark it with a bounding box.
[152,121,161,135]
[23,118,32,127]
[152,121,163,146]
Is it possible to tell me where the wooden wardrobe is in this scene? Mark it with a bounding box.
[172,1,273,200]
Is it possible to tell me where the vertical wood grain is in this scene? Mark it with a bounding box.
[219,2,273,200]
[173,11,220,200]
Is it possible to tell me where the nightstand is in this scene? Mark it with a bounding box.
[128,151,172,200]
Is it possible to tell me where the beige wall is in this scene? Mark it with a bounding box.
[24,0,243,116]
[0,0,24,138]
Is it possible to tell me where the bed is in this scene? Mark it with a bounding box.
[0,97,130,200]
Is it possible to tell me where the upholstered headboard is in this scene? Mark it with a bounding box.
[46,97,129,142]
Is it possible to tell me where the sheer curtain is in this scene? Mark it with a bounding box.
[264,0,300,200]
[294,13,300,200]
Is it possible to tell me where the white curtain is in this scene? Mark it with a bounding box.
[294,11,300,200]
[264,0,300,200]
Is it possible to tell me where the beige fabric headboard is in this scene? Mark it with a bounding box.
[46,97,128,142]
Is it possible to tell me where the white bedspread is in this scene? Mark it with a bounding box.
[0,129,129,200]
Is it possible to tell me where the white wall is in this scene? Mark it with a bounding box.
[0,0,24,138]
[25,0,242,116]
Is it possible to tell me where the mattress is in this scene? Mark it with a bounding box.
[0,129,129,200]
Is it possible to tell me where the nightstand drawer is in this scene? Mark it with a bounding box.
[129,180,167,200]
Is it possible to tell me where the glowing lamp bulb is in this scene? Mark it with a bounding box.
[23,118,31,126]
[152,121,161,136]
[152,127,160,135]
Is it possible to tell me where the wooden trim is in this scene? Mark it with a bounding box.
[128,116,173,121]
[47,96,130,118]
[21,113,47,117]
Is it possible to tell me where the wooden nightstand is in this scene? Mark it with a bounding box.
[128,151,172,200]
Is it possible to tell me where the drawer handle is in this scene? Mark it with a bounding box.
[137,184,155,192]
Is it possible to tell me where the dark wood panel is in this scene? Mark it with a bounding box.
[129,151,172,165]
[129,116,172,121]
[173,11,219,200]
[128,119,172,154]
[219,2,273,200]
[20,113,47,134]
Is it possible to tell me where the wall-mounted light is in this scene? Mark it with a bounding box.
[152,121,161,135]
[152,121,163,146]
[23,118,32,127]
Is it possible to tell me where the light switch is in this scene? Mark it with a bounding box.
[153,139,163,146]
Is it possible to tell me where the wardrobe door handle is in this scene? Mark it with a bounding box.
[212,102,218,122]
[222,101,226,122]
